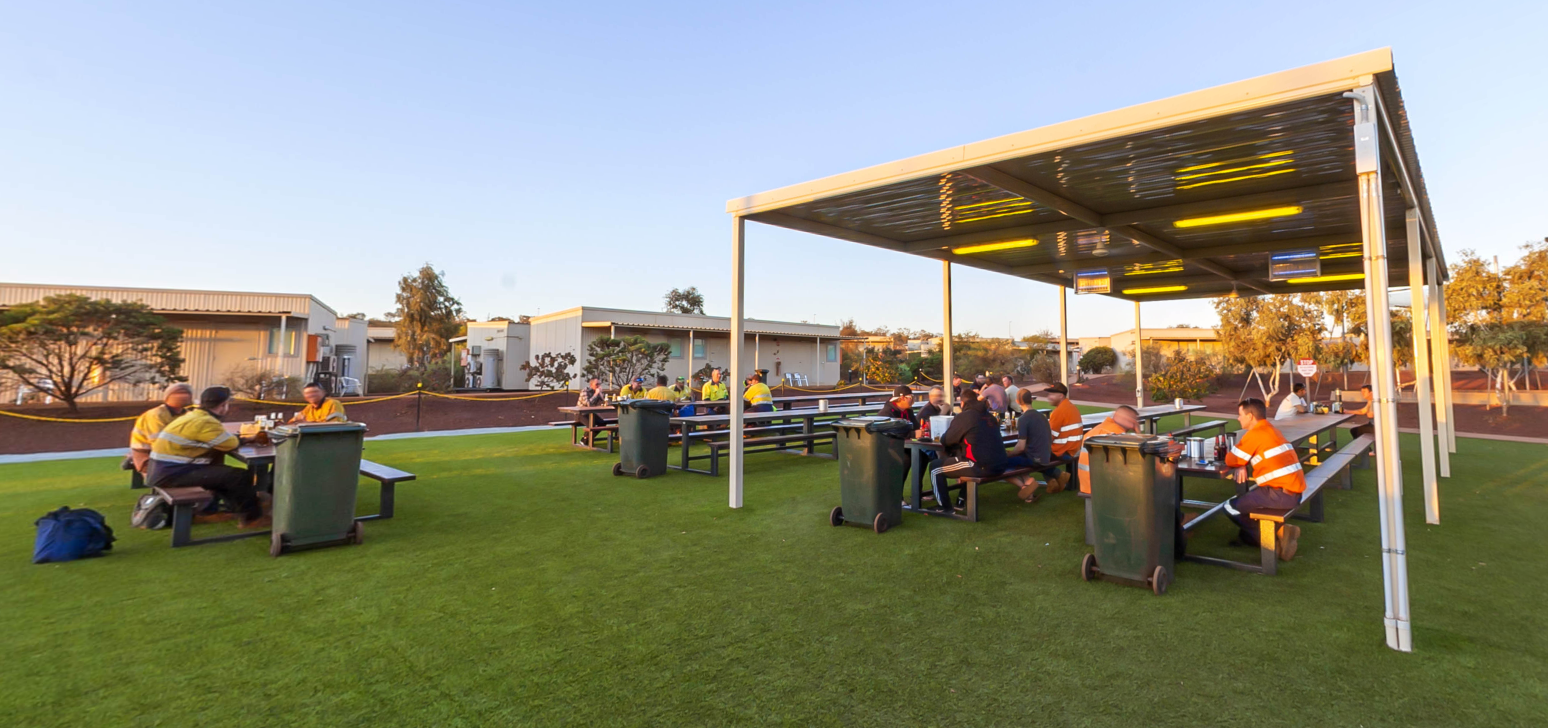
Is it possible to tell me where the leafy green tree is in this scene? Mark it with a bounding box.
[390,264,465,370]
[580,336,671,387]
[663,287,706,315]
[1147,355,1221,402]
[1078,346,1117,374]
[0,294,183,413]
[1213,295,1324,401]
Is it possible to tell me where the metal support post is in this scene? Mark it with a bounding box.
[1432,267,1457,453]
[942,261,954,407]
[1352,85,1412,652]
[1406,210,1439,524]
[1059,286,1070,386]
[729,216,746,508]
[1426,257,1453,472]
[1133,301,1144,407]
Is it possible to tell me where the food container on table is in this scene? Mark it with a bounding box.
[1186,437,1205,460]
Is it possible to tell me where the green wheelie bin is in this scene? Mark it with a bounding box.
[1079,434,1183,595]
[268,422,367,557]
[829,416,914,534]
[612,399,674,479]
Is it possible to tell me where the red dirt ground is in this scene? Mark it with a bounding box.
[0,385,902,455]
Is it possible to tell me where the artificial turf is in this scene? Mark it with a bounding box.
[1,412,1545,726]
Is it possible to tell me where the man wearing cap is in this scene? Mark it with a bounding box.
[149,386,268,528]
[876,385,917,428]
[618,377,648,399]
[669,376,693,402]
[289,382,347,424]
[127,383,194,475]
[1044,382,1082,487]
[743,372,774,413]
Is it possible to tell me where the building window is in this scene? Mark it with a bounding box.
[825,343,838,362]
[692,339,705,359]
[669,338,683,359]
[268,328,296,356]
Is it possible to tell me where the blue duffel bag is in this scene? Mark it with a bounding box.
[33,507,115,564]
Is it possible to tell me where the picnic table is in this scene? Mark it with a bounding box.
[668,403,913,475]
[223,422,414,521]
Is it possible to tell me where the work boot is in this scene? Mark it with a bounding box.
[1046,477,1064,495]
[1018,483,1042,503]
[1057,472,1071,490]
[1276,524,1301,561]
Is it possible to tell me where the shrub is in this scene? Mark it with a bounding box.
[1028,353,1060,384]
[1078,346,1117,374]
[520,351,576,390]
[225,363,292,399]
[1147,356,1222,402]
[365,362,456,393]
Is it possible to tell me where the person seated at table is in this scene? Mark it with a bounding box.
[128,383,194,475]
[290,382,347,424]
[1006,389,1065,501]
[1045,383,1083,477]
[669,376,694,401]
[701,368,729,402]
[1222,398,1303,561]
[1276,381,1309,420]
[148,386,268,529]
[1002,375,1022,414]
[951,374,970,402]
[618,377,648,399]
[577,377,606,408]
[917,386,947,435]
[646,375,676,401]
[877,385,917,428]
[1077,405,1139,494]
[929,390,1027,513]
[1349,384,1375,438]
[980,378,1008,417]
[743,373,775,413]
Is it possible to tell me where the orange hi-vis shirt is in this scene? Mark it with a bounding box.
[1048,399,1084,458]
[1077,417,1130,494]
[1225,419,1307,494]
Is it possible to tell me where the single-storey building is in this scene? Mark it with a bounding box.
[0,282,367,402]
[1079,327,1221,369]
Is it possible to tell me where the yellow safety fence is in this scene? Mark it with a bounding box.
[422,390,574,402]
[0,410,140,423]
[0,389,576,424]
[233,391,421,407]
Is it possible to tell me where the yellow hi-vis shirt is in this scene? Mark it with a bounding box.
[130,404,183,451]
[744,383,773,406]
[297,398,347,423]
[669,385,692,401]
[619,384,646,399]
[150,408,239,467]
[702,381,729,401]
[645,386,675,401]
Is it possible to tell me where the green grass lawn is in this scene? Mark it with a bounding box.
[2,412,1546,726]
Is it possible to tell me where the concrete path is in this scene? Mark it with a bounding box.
[0,425,564,465]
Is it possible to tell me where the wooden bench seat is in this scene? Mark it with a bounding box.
[702,431,837,475]
[915,467,1036,523]
[1240,434,1374,575]
[357,459,417,521]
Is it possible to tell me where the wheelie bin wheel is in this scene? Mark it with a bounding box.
[634,464,650,479]
[873,513,889,534]
[1151,565,1169,596]
[269,532,285,558]
[350,521,364,546]
[1080,553,1098,582]
[829,507,844,527]
[611,462,623,477]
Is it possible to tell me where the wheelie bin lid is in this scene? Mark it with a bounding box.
[832,416,915,435]
[618,399,676,412]
[271,422,366,440]
[1084,433,1175,455]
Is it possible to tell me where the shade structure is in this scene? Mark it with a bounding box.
[723,48,1449,653]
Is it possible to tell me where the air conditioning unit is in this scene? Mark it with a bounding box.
[319,356,338,374]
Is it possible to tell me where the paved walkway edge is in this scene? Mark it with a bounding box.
[0,425,565,465]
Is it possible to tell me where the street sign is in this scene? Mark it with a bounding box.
[1296,359,1318,377]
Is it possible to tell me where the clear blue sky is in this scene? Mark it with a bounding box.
[3,1,1544,338]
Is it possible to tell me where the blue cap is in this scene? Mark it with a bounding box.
[634,377,645,383]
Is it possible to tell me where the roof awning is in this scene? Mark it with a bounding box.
[726,48,1442,302]
[581,321,864,340]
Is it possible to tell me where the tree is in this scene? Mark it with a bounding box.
[580,336,671,387]
[0,294,184,413]
[1078,346,1117,374]
[1502,240,1548,323]
[520,351,577,390]
[389,264,465,370]
[1213,295,1324,401]
[1147,355,1221,402]
[663,287,706,315]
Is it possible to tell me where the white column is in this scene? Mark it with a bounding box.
[729,216,746,509]
[278,314,288,359]
[687,330,695,382]
[1133,301,1144,407]
[1426,257,1452,475]
[1406,210,1439,524]
[1432,268,1458,453]
[1354,85,1412,653]
[942,261,954,407]
[1059,286,1070,386]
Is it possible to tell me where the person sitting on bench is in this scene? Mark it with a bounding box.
[1275,381,1309,420]
[669,377,694,401]
[1045,383,1083,477]
[917,386,946,436]
[876,385,917,428]
[575,377,609,429]
[290,382,347,424]
[149,386,268,529]
[744,373,775,413]
[1348,384,1375,438]
[618,377,648,400]
[928,390,1026,512]
[128,383,193,476]
[1222,398,1303,562]
[1077,405,1139,494]
[646,375,676,401]
[1006,388,1066,501]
